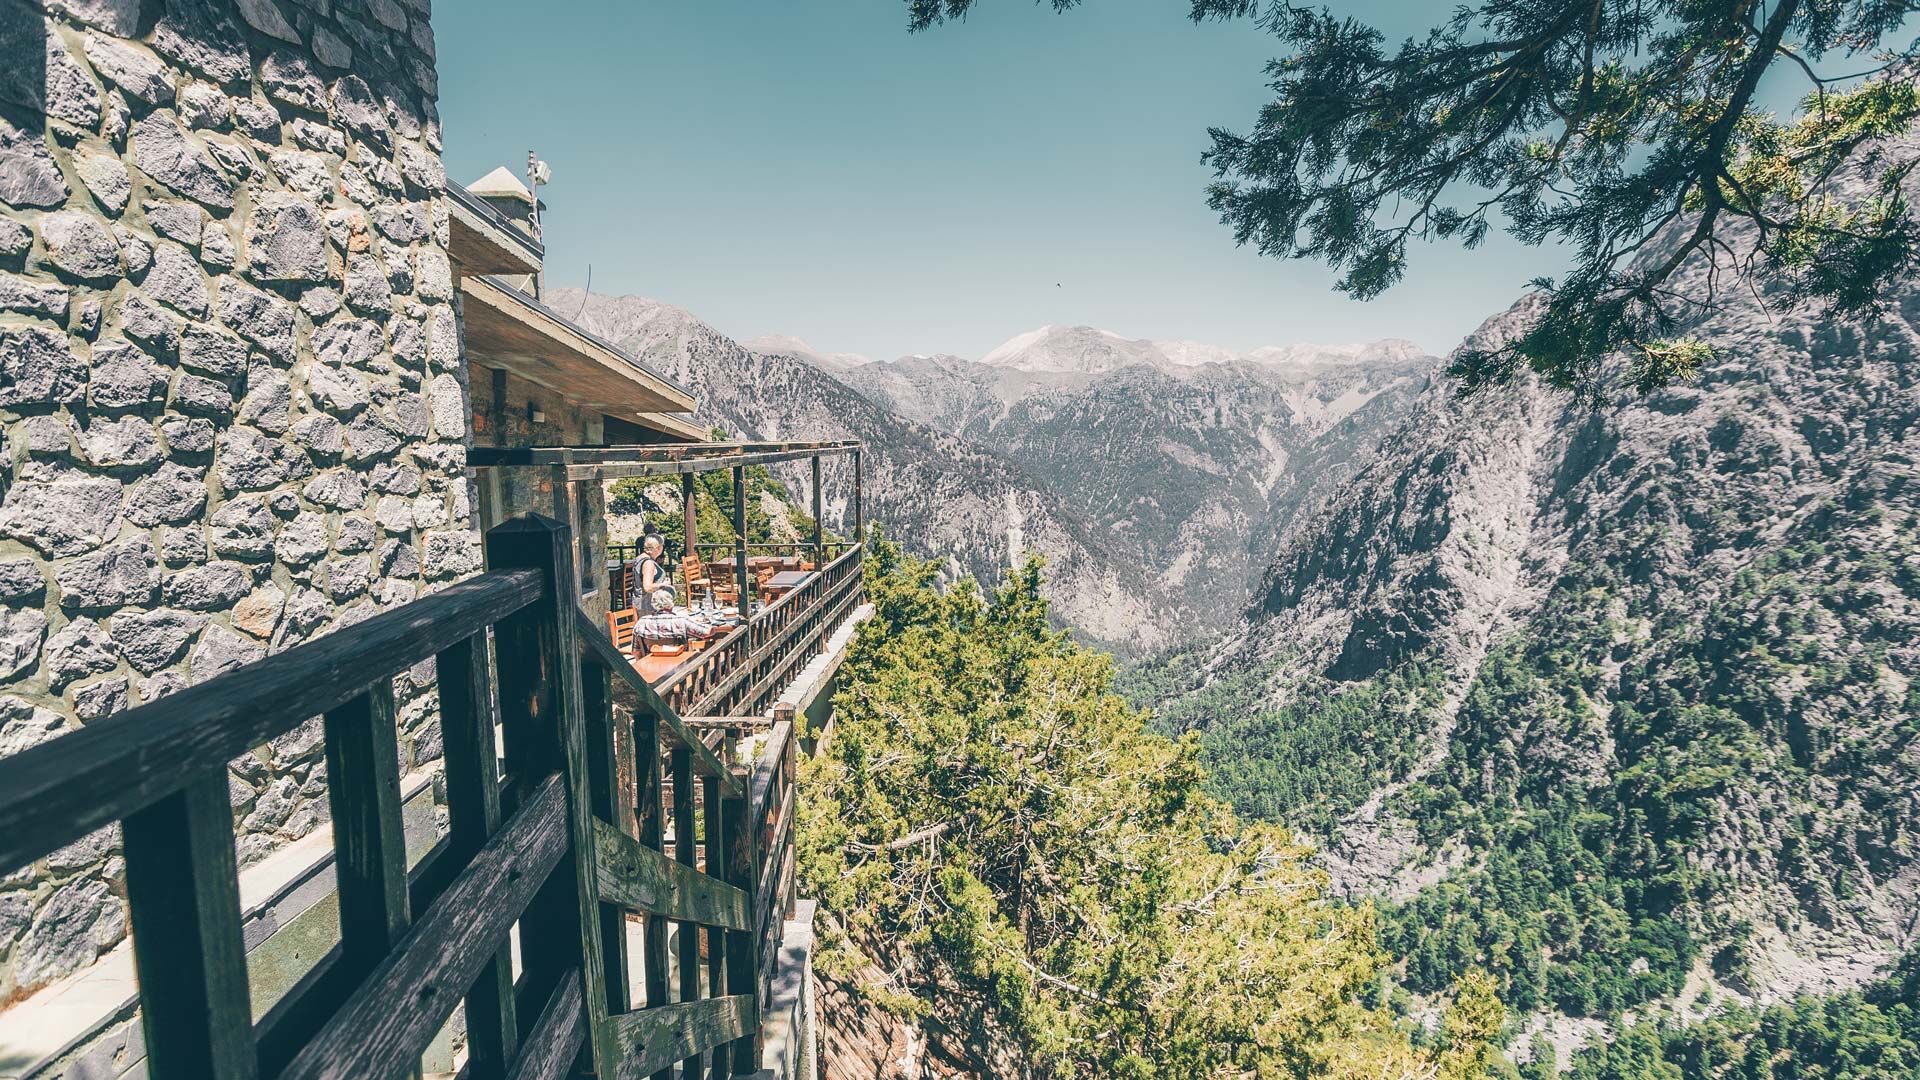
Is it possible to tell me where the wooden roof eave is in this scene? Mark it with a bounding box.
[461,276,696,417]
[447,186,543,279]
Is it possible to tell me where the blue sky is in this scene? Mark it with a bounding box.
[432,2,1569,361]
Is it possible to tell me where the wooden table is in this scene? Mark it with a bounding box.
[760,570,813,602]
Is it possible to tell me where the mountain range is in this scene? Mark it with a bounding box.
[1126,215,1920,1059]
[555,293,1436,652]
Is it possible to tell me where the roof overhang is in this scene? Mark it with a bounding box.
[631,412,709,442]
[462,275,697,417]
[447,183,543,278]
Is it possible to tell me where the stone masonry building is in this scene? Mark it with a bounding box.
[0,0,477,1013]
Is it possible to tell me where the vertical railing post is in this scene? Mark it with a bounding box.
[703,772,728,1080]
[635,706,672,1080]
[853,448,864,543]
[436,632,519,1080]
[122,771,257,1080]
[732,465,751,614]
[810,455,824,569]
[488,514,611,1076]
[720,766,759,1076]
[582,659,632,1018]
[672,748,701,1078]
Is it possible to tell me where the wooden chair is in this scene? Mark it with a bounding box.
[685,554,738,606]
[607,608,639,655]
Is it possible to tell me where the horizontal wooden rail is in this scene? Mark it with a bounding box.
[603,996,756,1080]
[592,818,750,931]
[0,566,545,875]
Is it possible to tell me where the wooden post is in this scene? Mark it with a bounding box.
[322,683,410,979]
[672,748,701,1079]
[719,772,759,1076]
[487,514,611,1076]
[702,773,727,1080]
[122,771,257,1080]
[810,455,824,568]
[583,663,632,1017]
[635,707,672,1080]
[853,448,864,543]
[681,472,698,561]
[731,465,750,614]
[435,632,519,1080]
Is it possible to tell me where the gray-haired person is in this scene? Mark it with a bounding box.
[631,534,674,613]
[633,589,716,643]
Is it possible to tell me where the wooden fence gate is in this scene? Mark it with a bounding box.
[0,514,802,1080]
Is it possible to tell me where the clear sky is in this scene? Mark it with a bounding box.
[433,1,1575,362]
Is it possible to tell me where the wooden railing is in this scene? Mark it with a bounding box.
[0,514,805,1080]
[607,541,857,613]
[654,544,866,719]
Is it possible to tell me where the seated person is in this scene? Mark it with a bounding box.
[629,534,675,613]
[633,589,718,643]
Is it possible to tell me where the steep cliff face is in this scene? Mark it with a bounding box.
[1153,221,1920,1031]
[548,290,1183,654]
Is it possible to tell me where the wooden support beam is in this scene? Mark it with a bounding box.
[702,773,727,1080]
[489,514,612,1077]
[732,464,750,616]
[504,970,585,1080]
[810,455,824,571]
[853,448,865,542]
[719,773,758,1075]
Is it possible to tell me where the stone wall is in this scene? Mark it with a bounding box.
[0,0,478,1006]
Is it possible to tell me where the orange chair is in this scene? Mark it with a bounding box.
[607,608,638,655]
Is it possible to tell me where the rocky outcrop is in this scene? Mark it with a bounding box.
[0,0,462,1003]
[1172,183,1920,1022]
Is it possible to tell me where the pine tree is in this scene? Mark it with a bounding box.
[905,0,1920,400]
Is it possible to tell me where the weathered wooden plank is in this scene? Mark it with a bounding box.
[583,659,633,1017]
[121,771,256,1080]
[701,771,727,1080]
[436,632,519,1080]
[634,708,671,1080]
[719,777,759,1075]
[469,440,858,468]
[671,747,703,1079]
[593,818,751,931]
[323,682,411,977]
[603,996,755,1080]
[276,775,568,1080]
[503,969,585,1080]
[490,514,612,1078]
[572,608,741,799]
[252,836,463,1077]
[732,464,751,615]
[0,568,543,871]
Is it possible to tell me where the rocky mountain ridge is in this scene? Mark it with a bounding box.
[841,339,1437,618]
[549,289,1187,654]
[1137,203,1920,1054]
